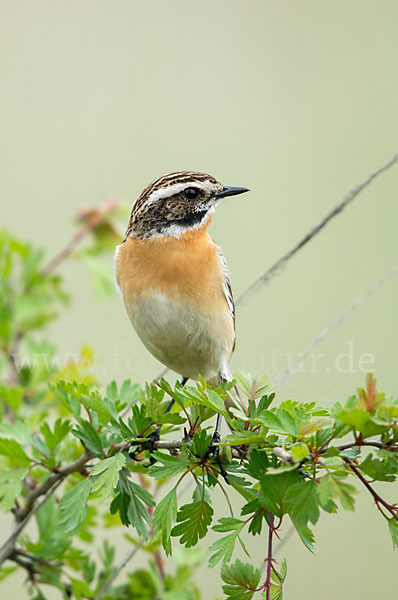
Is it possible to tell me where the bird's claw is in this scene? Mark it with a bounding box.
[207,431,230,485]
[129,427,160,465]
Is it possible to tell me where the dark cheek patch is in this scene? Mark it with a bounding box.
[168,209,208,228]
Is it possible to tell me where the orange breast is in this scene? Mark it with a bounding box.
[115,228,226,311]
[114,226,235,380]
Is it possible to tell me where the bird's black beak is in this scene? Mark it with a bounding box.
[215,185,250,199]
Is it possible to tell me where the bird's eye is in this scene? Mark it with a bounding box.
[184,187,199,201]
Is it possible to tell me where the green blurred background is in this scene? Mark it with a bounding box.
[1,0,398,597]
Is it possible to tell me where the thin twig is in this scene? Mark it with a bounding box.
[344,458,398,521]
[0,450,94,566]
[95,543,143,600]
[236,153,398,306]
[41,215,103,276]
[264,512,274,600]
[15,449,94,522]
[334,440,397,453]
[275,267,398,385]
[0,479,63,566]
[14,549,60,568]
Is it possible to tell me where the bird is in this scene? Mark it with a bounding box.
[114,171,249,458]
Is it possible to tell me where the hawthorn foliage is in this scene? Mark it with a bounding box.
[1,227,398,600]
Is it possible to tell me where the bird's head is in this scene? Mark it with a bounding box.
[125,171,249,239]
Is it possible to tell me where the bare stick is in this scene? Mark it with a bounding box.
[0,450,94,566]
[0,480,63,565]
[41,197,117,277]
[41,219,101,276]
[275,267,398,385]
[236,153,398,306]
[95,543,144,600]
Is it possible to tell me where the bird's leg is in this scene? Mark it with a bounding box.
[129,377,188,463]
[210,413,223,460]
[208,413,230,484]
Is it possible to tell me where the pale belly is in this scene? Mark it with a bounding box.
[126,291,231,382]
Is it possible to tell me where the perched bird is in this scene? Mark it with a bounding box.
[114,171,249,447]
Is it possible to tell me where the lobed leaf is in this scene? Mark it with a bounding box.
[171,499,213,547]
[153,487,178,556]
[59,479,91,532]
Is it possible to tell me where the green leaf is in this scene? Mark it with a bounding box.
[147,451,189,479]
[0,421,31,445]
[119,379,140,406]
[153,487,178,556]
[0,438,30,467]
[129,404,152,436]
[190,430,212,459]
[181,385,228,416]
[71,577,95,600]
[209,532,242,568]
[213,517,246,533]
[388,518,398,549]
[359,453,396,482]
[223,431,265,446]
[59,479,91,532]
[246,449,269,479]
[258,470,301,517]
[317,472,357,511]
[205,389,227,414]
[41,418,71,453]
[172,499,213,547]
[0,385,23,411]
[332,405,384,438]
[258,409,298,436]
[209,518,245,567]
[112,478,155,538]
[0,566,17,582]
[127,484,152,540]
[221,559,261,600]
[81,390,113,425]
[285,480,320,526]
[90,453,126,501]
[156,378,187,410]
[72,421,103,456]
[290,517,315,552]
[290,443,309,461]
[0,468,28,511]
[235,372,273,402]
[157,413,186,425]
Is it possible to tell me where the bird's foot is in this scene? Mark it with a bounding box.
[129,426,160,466]
[207,430,230,485]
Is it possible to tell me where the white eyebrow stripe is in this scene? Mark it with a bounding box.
[145,180,216,205]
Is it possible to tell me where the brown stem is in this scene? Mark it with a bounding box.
[336,440,397,452]
[16,449,94,522]
[41,215,102,277]
[14,549,59,568]
[10,553,39,582]
[0,450,95,566]
[344,458,398,521]
[264,512,274,600]
[154,550,166,581]
[0,479,64,566]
